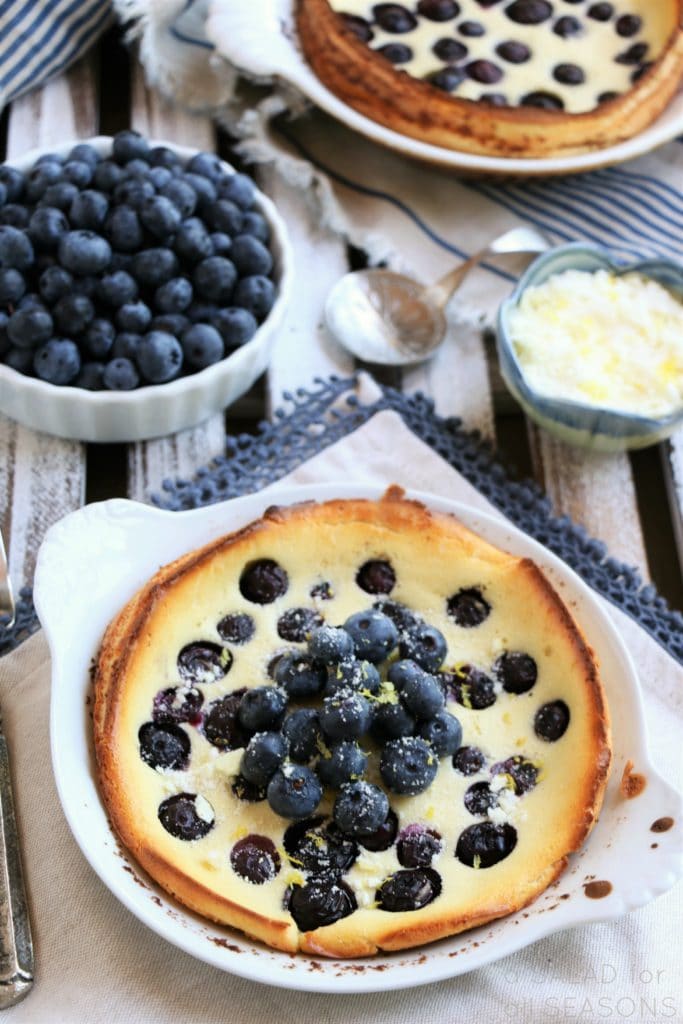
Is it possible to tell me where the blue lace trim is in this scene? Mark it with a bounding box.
[2,375,681,663]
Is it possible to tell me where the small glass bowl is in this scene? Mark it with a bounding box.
[496,242,683,452]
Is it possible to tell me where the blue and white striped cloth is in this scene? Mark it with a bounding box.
[0,0,113,110]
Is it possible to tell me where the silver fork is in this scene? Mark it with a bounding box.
[0,530,34,1008]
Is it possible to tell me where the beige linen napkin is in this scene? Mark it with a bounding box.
[2,412,682,1024]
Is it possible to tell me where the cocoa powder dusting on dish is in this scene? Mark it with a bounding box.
[651,843,659,849]
[583,880,612,899]
[620,760,646,799]
[651,816,674,833]
[210,938,243,953]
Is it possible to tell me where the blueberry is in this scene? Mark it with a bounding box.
[58,230,111,275]
[343,609,398,663]
[158,793,214,841]
[324,658,381,697]
[521,91,564,110]
[308,625,355,664]
[452,745,486,775]
[147,166,173,190]
[210,231,232,256]
[615,42,648,64]
[232,775,267,803]
[333,780,389,836]
[380,736,438,795]
[616,13,641,36]
[160,178,197,217]
[267,763,322,819]
[27,207,68,251]
[275,652,326,699]
[62,160,93,189]
[152,313,189,336]
[554,63,585,85]
[467,59,503,83]
[139,195,182,239]
[400,622,447,673]
[69,189,109,230]
[400,672,445,721]
[534,699,570,741]
[218,172,256,209]
[102,357,139,390]
[33,338,80,384]
[203,690,248,750]
[444,664,497,710]
[229,235,273,277]
[113,179,155,211]
[114,300,150,335]
[288,874,356,930]
[318,741,368,789]
[239,558,288,603]
[178,640,230,683]
[358,808,398,852]
[238,686,288,731]
[0,226,33,270]
[505,0,552,23]
[25,161,62,201]
[371,700,415,740]
[0,166,25,203]
[37,266,70,306]
[230,835,281,884]
[232,275,276,321]
[425,66,466,91]
[417,710,462,755]
[17,292,43,309]
[432,38,468,61]
[4,347,34,374]
[284,817,359,873]
[447,587,491,627]
[376,868,442,911]
[7,307,53,348]
[0,268,25,305]
[180,322,223,369]
[0,205,30,228]
[373,598,418,632]
[53,294,94,335]
[274,608,320,644]
[396,826,443,868]
[187,300,220,324]
[464,780,498,816]
[587,2,613,19]
[182,172,217,213]
[111,333,141,360]
[96,270,138,306]
[210,307,258,349]
[372,3,417,32]
[152,685,204,725]
[388,659,423,692]
[496,39,531,62]
[494,651,537,694]
[92,160,124,192]
[492,755,538,794]
[39,182,78,211]
[193,256,237,303]
[105,206,144,252]
[137,330,182,383]
[131,247,178,287]
[320,691,372,740]
[241,211,269,243]
[149,146,182,171]
[554,15,581,37]
[417,0,460,19]
[310,581,334,601]
[217,612,255,644]
[356,559,396,594]
[455,822,517,867]
[341,13,375,42]
[205,198,243,236]
[72,274,99,299]
[282,708,322,762]
[139,721,190,770]
[68,143,100,167]
[187,151,224,183]
[112,129,150,163]
[75,361,105,390]
[241,731,288,786]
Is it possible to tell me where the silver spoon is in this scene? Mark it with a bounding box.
[324,225,550,366]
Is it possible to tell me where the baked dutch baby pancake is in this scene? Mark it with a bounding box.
[94,488,611,957]
[295,0,683,158]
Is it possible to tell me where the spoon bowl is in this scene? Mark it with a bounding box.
[325,225,550,366]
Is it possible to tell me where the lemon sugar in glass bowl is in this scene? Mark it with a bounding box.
[0,137,293,444]
[496,243,683,452]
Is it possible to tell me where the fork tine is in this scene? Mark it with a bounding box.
[0,529,15,631]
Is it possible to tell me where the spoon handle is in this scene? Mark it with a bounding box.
[425,225,551,310]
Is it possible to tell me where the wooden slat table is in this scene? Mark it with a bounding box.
[1,30,682,620]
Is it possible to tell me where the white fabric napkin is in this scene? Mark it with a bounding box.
[1,410,681,1023]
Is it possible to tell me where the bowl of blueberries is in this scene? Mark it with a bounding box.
[0,131,293,442]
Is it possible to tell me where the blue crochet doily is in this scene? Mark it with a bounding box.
[2,375,681,663]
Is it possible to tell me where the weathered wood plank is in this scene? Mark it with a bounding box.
[528,426,650,576]
[258,168,354,414]
[0,58,97,589]
[127,65,225,501]
[662,431,683,578]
